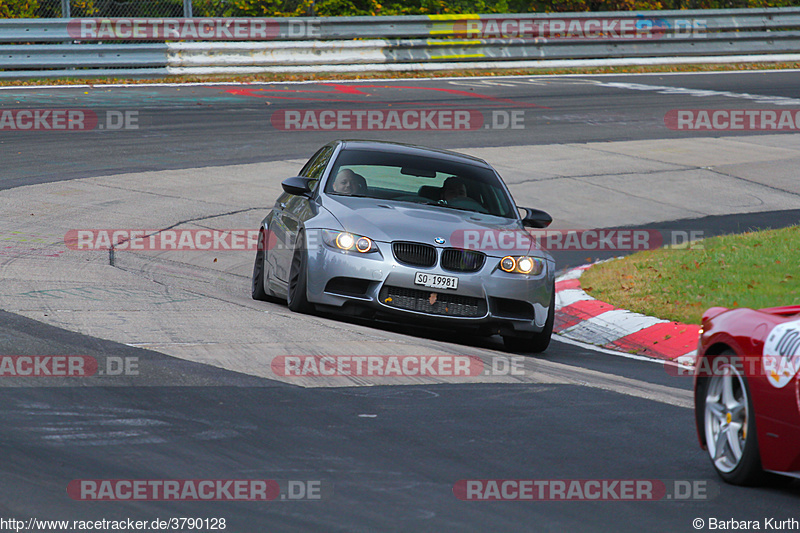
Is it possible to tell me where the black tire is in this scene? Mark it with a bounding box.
[699,350,765,486]
[251,230,269,301]
[502,334,532,353]
[287,232,313,313]
[529,288,555,353]
[503,287,555,353]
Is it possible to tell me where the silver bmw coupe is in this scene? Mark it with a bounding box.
[252,140,555,353]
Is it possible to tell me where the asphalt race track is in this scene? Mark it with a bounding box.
[1,70,799,531]
[3,69,800,188]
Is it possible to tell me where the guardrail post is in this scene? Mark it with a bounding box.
[61,0,70,18]
[183,0,193,18]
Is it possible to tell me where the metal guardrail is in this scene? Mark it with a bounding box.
[1,8,800,78]
[164,33,800,67]
[3,9,800,42]
[0,44,167,69]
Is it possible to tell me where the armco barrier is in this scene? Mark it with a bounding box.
[4,9,800,42]
[1,8,800,78]
[1,44,167,69]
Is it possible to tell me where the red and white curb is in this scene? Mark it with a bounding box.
[554,264,698,365]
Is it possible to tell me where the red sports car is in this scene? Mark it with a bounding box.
[694,305,800,485]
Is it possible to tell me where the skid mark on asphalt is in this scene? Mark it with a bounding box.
[10,286,201,305]
[4,402,256,447]
[225,83,550,108]
[0,89,245,107]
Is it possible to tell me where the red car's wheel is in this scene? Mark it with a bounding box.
[701,351,764,485]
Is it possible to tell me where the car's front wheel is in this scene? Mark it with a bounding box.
[251,230,269,301]
[503,288,555,353]
[252,229,283,303]
[701,351,763,485]
[287,232,313,313]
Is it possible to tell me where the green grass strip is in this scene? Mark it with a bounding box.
[580,226,800,325]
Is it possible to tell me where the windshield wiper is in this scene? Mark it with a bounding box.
[422,201,478,213]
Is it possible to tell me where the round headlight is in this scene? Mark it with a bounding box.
[517,257,534,274]
[336,233,355,250]
[500,256,516,273]
[355,237,372,253]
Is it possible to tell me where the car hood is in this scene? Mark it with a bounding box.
[320,196,540,256]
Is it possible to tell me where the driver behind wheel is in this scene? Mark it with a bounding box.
[441,176,467,202]
[333,169,367,196]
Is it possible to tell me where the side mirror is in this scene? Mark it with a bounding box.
[520,207,552,229]
[281,176,313,197]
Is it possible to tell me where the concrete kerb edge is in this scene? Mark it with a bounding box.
[554,262,699,366]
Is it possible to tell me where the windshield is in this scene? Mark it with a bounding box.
[324,149,517,219]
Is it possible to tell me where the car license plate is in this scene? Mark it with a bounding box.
[414,272,458,290]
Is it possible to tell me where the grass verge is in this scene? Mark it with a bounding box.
[2,61,800,87]
[580,226,800,325]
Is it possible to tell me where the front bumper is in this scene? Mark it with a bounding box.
[304,230,555,335]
